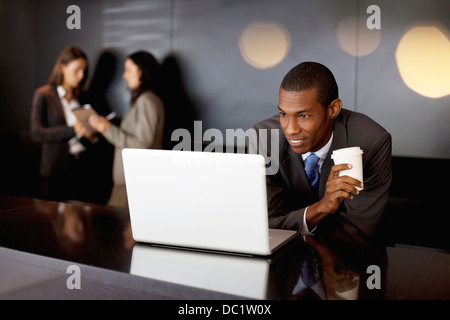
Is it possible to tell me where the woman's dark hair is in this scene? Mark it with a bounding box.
[280,61,338,108]
[48,46,88,98]
[128,51,162,105]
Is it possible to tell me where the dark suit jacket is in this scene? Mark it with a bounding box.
[250,108,392,237]
[30,84,77,178]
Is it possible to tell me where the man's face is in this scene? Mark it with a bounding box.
[278,88,335,155]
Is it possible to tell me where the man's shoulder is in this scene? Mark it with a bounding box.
[337,109,391,152]
[339,108,389,135]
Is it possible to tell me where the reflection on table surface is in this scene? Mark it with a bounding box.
[0,194,449,300]
[131,244,271,299]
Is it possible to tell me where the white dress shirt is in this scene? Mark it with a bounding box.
[57,86,85,155]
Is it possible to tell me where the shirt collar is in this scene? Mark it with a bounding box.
[301,132,334,162]
[57,85,66,99]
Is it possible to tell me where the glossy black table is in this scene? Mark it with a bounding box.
[1,194,449,300]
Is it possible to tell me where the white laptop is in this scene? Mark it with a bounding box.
[122,148,297,256]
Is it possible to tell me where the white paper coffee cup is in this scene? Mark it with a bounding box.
[331,146,364,191]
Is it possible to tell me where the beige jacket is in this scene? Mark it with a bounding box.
[103,91,164,204]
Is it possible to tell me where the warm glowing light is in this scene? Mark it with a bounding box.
[396,24,450,98]
[239,22,291,69]
[337,16,381,57]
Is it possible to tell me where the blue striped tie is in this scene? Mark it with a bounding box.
[305,153,320,191]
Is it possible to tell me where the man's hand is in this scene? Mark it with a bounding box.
[306,164,363,228]
[318,164,363,214]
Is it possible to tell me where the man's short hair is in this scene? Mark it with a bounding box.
[280,62,339,108]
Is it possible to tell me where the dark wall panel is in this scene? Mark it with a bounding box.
[1,0,449,158]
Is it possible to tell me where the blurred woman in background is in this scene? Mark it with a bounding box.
[89,51,165,208]
[31,46,95,201]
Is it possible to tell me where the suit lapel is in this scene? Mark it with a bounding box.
[318,117,348,197]
[282,142,316,196]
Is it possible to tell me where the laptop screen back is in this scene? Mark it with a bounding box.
[122,149,271,255]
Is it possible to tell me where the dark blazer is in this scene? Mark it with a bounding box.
[31,84,76,178]
[250,108,392,237]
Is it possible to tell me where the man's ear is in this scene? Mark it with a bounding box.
[327,99,342,119]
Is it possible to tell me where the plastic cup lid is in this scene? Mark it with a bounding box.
[331,146,363,158]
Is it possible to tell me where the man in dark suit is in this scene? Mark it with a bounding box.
[249,62,392,237]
